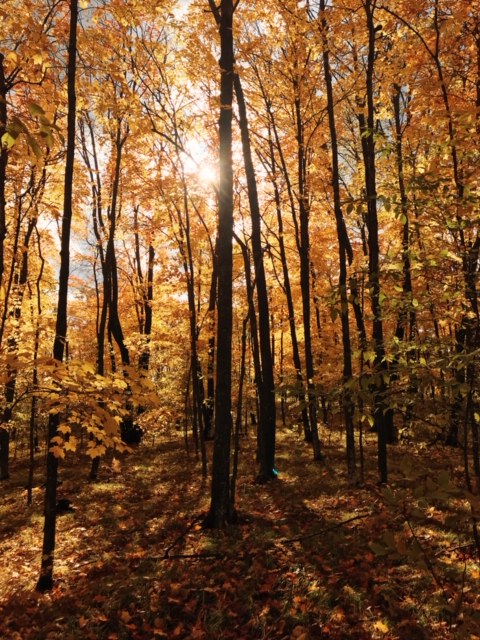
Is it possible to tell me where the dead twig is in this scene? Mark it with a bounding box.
[163,514,203,559]
[161,552,222,560]
[281,513,371,544]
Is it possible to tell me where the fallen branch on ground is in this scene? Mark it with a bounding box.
[281,513,372,544]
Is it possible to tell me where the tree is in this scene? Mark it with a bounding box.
[203,0,236,528]
[234,73,277,482]
[36,0,78,592]
[319,0,356,483]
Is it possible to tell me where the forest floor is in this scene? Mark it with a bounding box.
[0,425,479,640]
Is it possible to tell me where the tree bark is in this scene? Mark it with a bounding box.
[294,85,321,460]
[37,0,78,592]
[233,73,276,482]
[359,0,391,484]
[319,0,356,482]
[203,0,236,528]
[0,53,8,292]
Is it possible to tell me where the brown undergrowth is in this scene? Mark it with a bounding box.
[0,426,479,639]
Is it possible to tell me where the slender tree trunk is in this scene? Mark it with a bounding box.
[0,52,8,292]
[1,214,37,479]
[106,124,130,367]
[203,0,235,528]
[36,0,78,592]
[27,228,45,505]
[266,129,310,440]
[231,312,249,513]
[133,207,154,371]
[391,85,417,427]
[320,0,356,481]
[235,234,262,463]
[204,236,218,441]
[234,73,276,482]
[171,179,207,475]
[359,0,391,484]
[252,62,311,441]
[294,88,321,460]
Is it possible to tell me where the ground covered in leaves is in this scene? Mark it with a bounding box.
[1,427,480,639]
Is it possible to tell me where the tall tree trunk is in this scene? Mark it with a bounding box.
[0,52,8,292]
[359,0,391,484]
[203,0,235,528]
[133,206,154,371]
[27,227,45,505]
[320,0,356,482]
[204,236,218,441]
[106,123,130,367]
[264,129,311,439]
[252,60,311,441]
[391,85,417,427]
[170,177,207,475]
[233,73,276,482]
[36,0,78,592]
[294,86,321,460]
[1,213,37,480]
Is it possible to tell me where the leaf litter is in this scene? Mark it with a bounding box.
[0,429,479,639]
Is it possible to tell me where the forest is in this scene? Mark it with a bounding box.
[1,0,480,638]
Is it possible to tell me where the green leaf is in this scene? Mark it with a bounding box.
[26,135,42,159]
[9,116,30,135]
[369,542,388,556]
[28,102,46,117]
[1,131,17,149]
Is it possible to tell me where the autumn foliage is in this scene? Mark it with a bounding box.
[1,0,480,636]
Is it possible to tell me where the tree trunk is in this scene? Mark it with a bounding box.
[203,0,235,528]
[294,87,321,460]
[320,0,356,482]
[204,236,218,441]
[252,61,311,442]
[359,0,392,484]
[1,213,37,480]
[266,128,311,440]
[37,0,78,592]
[0,52,8,291]
[233,73,276,482]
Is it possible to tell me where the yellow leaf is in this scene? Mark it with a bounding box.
[373,620,389,633]
[87,443,106,458]
[49,445,65,459]
[64,436,78,452]
[57,423,71,434]
[120,610,131,623]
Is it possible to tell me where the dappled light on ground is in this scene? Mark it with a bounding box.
[1,429,479,639]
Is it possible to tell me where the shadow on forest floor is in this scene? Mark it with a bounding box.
[0,426,479,639]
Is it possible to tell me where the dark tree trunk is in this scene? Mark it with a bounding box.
[106,124,129,367]
[391,85,417,428]
[392,86,415,344]
[204,237,218,441]
[171,178,207,475]
[37,0,78,592]
[27,228,45,504]
[231,312,249,512]
[294,89,321,460]
[0,52,8,292]
[252,61,311,441]
[203,0,236,528]
[233,73,276,482]
[320,0,356,482]
[1,214,37,480]
[359,0,392,484]
[132,207,155,370]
